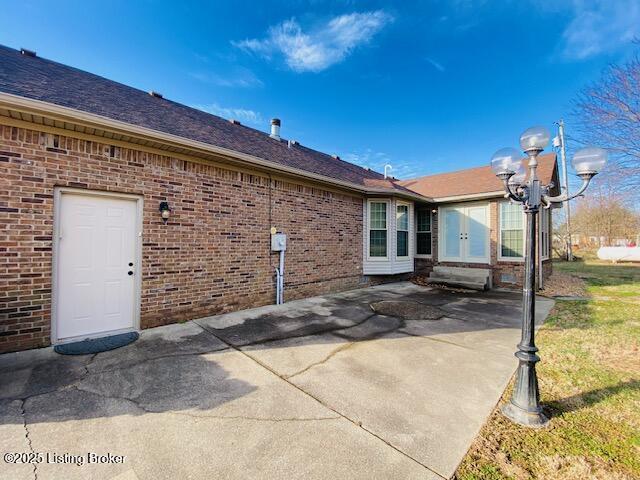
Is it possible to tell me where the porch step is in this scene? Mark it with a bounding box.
[427,266,492,291]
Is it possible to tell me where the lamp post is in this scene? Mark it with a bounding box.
[490,127,607,427]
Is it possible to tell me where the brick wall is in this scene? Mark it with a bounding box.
[0,125,367,353]
[414,200,552,288]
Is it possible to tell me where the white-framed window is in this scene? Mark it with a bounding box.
[499,201,524,261]
[396,203,409,258]
[368,200,388,259]
[540,208,550,260]
[415,209,432,256]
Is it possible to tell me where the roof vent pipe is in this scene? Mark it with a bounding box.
[20,48,36,57]
[384,164,393,179]
[270,118,281,140]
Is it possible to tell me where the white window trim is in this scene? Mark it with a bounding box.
[414,208,433,258]
[498,201,525,263]
[396,201,411,260]
[366,199,390,261]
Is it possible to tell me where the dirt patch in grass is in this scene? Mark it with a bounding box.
[370,300,445,320]
[539,272,588,298]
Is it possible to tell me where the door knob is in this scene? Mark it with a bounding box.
[128,271,134,276]
[128,262,133,267]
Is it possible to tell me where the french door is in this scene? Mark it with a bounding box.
[439,203,490,264]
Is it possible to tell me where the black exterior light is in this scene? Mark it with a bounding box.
[159,201,171,224]
[490,127,607,427]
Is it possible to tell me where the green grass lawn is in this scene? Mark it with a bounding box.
[456,260,640,480]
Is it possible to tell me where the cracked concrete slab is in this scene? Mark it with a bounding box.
[0,347,91,401]
[0,281,554,480]
[195,298,373,346]
[242,333,348,378]
[288,332,518,479]
[23,401,435,480]
[0,399,33,480]
[332,314,403,340]
[400,297,555,357]
[87,322,228,374]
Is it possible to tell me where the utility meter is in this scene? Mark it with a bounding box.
[271,233,287,251]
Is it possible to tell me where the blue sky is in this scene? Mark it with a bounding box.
[1,0,638,179]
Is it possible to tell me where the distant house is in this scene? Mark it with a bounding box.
[0,45,559,353]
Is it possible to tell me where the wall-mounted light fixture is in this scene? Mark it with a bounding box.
[159,201,171,224]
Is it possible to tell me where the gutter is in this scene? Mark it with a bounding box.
[0,92,432,203]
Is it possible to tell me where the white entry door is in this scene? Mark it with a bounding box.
[55,191,139,342]
[440,204,489,264]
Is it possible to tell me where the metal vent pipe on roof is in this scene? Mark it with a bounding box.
[270,118,281,140]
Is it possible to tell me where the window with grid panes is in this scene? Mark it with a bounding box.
[396,204,409,257]
[369,202,387,257]
[500,202,524,258]
[416,209,432,255]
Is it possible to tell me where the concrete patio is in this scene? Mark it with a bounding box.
[0,282,554,480]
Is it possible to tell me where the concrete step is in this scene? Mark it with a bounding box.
[426,276,487,291]
[429,273,487,283]
[432,266,490,281]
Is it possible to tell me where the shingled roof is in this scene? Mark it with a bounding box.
[398,153,558,200]
[0,45,415,194]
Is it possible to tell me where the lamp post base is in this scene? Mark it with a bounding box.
[501,402,549,428]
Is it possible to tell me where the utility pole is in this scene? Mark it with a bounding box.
[556,120,573,261]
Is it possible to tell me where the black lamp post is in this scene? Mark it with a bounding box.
[490,127,607,427]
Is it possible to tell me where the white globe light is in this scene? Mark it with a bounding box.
[508,162,527,186]
[519,126,551,151]
[571,147,607,175]
[490,147,522,175]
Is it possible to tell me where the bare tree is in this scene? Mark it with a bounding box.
[571,47,640,198]
[571,193,640,247]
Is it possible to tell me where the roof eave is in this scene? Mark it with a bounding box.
[0,92,432,201]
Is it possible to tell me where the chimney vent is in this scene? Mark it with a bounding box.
[270,118,281,140]
[20,48,36,57]
[149,91,163,99]
[332,154,340,160]
[229,119,241,125]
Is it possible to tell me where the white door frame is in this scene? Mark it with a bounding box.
[438,202,490,264]
[52,187,143,344]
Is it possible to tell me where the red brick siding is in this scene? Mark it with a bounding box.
[0,125,366,353]
[415,200,552,288]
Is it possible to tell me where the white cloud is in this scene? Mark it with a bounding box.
[342,149,420,179]
[233,11,393,72]
[560,0,640,60]
[426,57,445,72]
[191,103,263,127]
